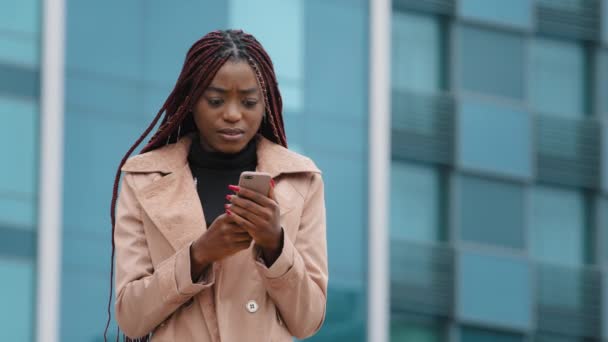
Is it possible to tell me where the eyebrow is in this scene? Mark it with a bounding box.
[206,86,258,95]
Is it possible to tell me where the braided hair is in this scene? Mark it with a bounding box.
[104,29,287,342]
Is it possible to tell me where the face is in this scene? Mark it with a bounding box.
[193,60,264,154]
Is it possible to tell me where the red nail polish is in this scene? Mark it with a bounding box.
[228,185,240,192]
[226,209,232,216]
[224,204,230,209]
[270,179,275,188]
[226,194,232,201]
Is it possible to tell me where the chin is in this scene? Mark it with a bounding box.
[215,142,246,154]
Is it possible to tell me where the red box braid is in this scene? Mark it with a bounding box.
[105,29,288,342]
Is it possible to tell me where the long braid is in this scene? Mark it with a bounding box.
[106,29,288,341]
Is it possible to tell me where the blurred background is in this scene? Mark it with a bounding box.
[1,0,608,341]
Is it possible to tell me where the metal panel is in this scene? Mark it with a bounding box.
[392,90,455,165]
[393,0,455,16]
[535,263,602,339]
[536,0,601,41]
[390,240,454,317]
[536,115,601,189]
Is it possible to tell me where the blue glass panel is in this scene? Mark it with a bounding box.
[143,0,227,85]
[458,176,525,249]
[62,113,146,232]
[459,0,532,30]
[458,250,532,330]
[304,0,368,121]
[0,38,39,67]
[0,63,40,98]
[0,96,38,228]
[66,0,144,80]
[0,227,36,258]
[392,12,441,93]
[529,38,586,118]
[604,121,608,193]
[601,198,608,263]
[0,0,40,34]
[530,186,586,266]
[391,162,442,243]
[603,1,608,45]
[230,0,303,112]
[460,326,524,342]
[0,259,34,341]
[459,99,532,179]
[391,320,444,342]
[459,26,524,99]
[601,51,608,117]
[60,268,118,341]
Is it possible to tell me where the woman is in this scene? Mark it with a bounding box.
[105,30,328,341]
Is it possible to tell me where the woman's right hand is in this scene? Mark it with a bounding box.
[189,213,252,281]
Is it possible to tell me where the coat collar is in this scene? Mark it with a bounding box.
[121,134,320,177]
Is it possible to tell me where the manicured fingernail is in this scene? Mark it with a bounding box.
[224,203,230,209]
[228,185,240,192]
[270,179,275,188]
[226,194,232,201]
[226,209,232,216]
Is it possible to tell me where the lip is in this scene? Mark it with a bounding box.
[218,128,245,141]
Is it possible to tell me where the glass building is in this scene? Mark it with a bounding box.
[0,0,607,341]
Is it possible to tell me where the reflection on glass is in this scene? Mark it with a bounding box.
[529,38,587,117]
[459,176,525,249]
[390,162,444,243]
[459,25,524,99]
[530,185,588,266]
[392,11,442,93]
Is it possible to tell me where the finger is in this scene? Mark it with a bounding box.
[226,209,256,232]
[226,204,263,229]
[227,195,267,218]
[229,185,275,207]
[268,179,276,201]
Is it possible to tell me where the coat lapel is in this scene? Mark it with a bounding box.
[122,133,321,251]
[136,163,206,252]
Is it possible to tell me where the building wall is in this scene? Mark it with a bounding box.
[390,0,608,341]
[0,0,40,340]
[59,0,369,341]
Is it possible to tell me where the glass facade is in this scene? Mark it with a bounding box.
[0,0,40,340]
[60,0,369,341]
[391,1,608,341]
[3,0,608,341]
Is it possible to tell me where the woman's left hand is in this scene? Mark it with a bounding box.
[225,181,283,265]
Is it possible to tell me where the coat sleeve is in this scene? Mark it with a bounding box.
[252,172,328,339]
[114,173,215,338]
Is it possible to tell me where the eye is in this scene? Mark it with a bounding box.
[207,98,224,107]
[243,99,258,108]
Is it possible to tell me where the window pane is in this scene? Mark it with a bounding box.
[459,25,524,99]
[0,259,34,341]
[392,12,442,93]
[458,0,532,30]
[458,175,525,249]
[391,162,444,243]
[229,0,303,112]
[458,250,532,330]
[603,2,608,45]
[530,186,588,266]
[459,99,532,179]
[601,51,608,117]
[529,38,587,117]
[0,96,38,228]
[461,326,524,342]
[391,319,445,342]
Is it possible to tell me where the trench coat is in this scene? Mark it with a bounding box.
[114,134,328,341]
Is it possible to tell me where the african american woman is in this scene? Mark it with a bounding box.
[105,30,328,341]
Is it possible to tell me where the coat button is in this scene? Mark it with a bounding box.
[246,300,259,313]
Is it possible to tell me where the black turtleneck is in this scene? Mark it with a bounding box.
[187,135,258,226]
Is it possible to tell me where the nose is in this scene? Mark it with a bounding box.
[223,101,242,122]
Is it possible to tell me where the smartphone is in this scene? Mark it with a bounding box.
[238,171,272,196]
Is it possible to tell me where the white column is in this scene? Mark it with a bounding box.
[37,0,66,341]
[368,0,391,341]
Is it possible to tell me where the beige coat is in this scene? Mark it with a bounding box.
[114,135,328,341]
